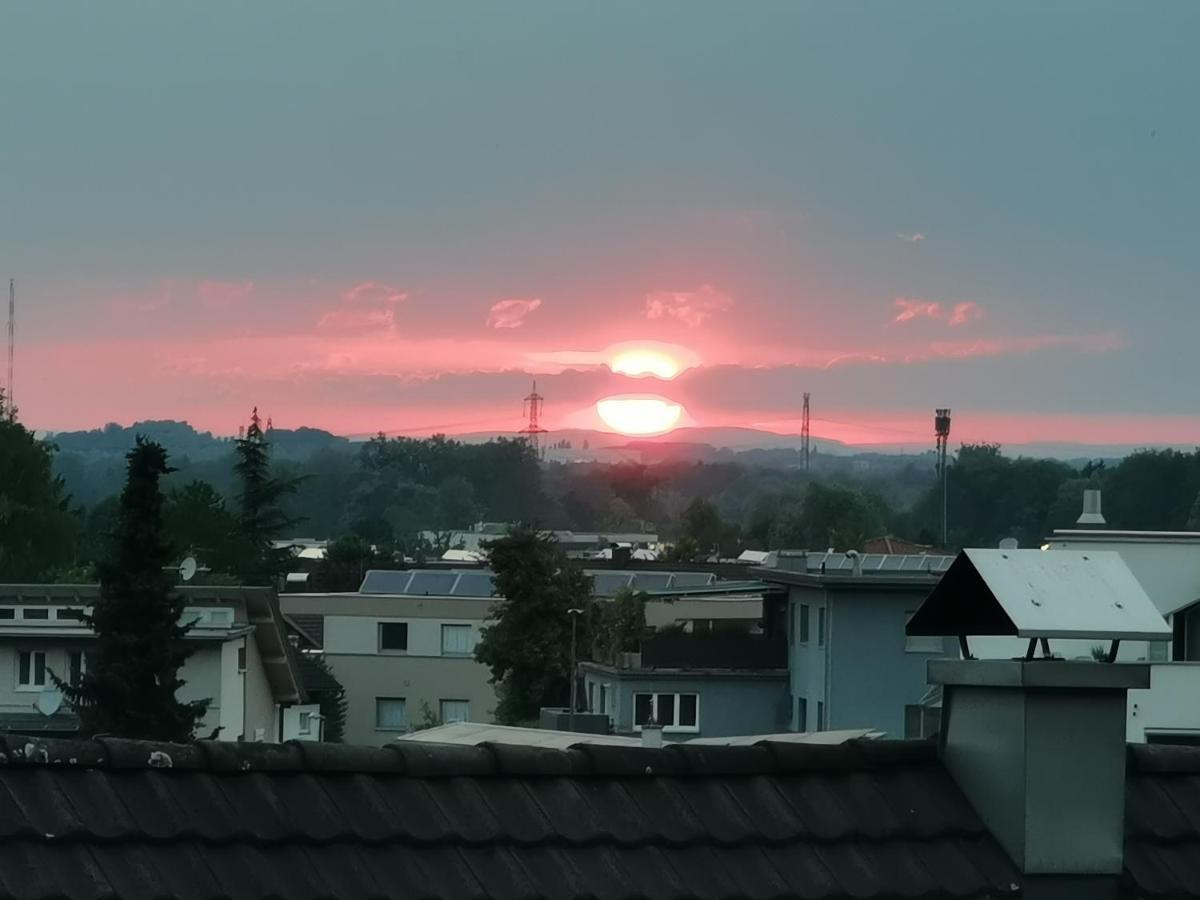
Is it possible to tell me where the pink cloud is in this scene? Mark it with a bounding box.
[341,281,408,305]
[897,232,926,243]
[486,297,542,329]
[948,302,983,326]
[922,330,1123,360]
[197,280,254,307]
[892,298,943,323]
[645,284,732,327]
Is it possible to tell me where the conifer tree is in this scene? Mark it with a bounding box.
[232,408,301,585]
[62,437,209,740]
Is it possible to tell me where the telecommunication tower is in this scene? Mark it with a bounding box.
[801,392,811,471]
[519,380,548,459]
[934,408,952,546]
[5,279,13,420]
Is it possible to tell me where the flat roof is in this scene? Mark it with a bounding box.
[394,721,881,748]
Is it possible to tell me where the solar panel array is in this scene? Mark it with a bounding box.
[357,568,724,597]
[801,552,954,573]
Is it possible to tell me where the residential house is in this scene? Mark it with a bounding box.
[754,550,955,738]
[0,584,313,742]
[283,568,771,744]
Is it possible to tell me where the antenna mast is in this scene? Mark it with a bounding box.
[801,392,811,471]
[5,279,13,420]
[519,380,548,460]
[934,408,952,547]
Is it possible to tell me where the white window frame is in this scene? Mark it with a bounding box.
[16,650,48,691]
[904,611,944,653]
[440,624,472,657]
[298,711,313,735]
[439,699,470,723]
[632,692,700,734]
[68,650,87,685]
[375,697,408,731]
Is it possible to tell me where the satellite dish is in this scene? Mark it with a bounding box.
[179,557,198,581]
[35,689,63,718]
[998,538,1019,551]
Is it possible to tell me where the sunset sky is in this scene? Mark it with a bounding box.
[4,2,1198,446]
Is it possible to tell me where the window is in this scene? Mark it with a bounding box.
[0,609,13,620]
[441,624,471,656]
[375,697,408,731]
[798,604,810,643]
[817,607,826,647]
[17,651,47,690]
[904,705,942,739]
[237,644,247,671]
[21,608,49,621]
[379,622,409,652]
[599,683,609,716]
[633,692,700,732]
[298,711,313,735]
[440,699,470,723]
[904,611,944,653]
[816,701,825,730]
[796,696,808,731]
[587,681,595,712]
[59,608,85,621]
[68,651,86,685]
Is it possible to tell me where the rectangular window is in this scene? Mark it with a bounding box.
[237,644,247,671]
[298,711,313,735]
[17,651,47,689]
[21,608,49,621]
[375,697,408,731]
[817,607,826,647]
[379,622,409,652]
[0,609,13,620]
[799,604,810,643]
[599,683,609,716]
[817,700,826,730]
[904,611,944,653]
[58,608,85,621]
[68,651,86,685]
[440,624,472,656]
[632,692,700,732]
[587,681,595,712]
[439,699,470,723]
[797,696,808,731]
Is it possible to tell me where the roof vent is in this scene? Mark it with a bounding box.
[1076,489,1106,526]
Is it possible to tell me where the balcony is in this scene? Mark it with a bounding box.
[639,632,787,670]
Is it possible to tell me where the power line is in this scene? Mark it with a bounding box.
[519,380,548,460]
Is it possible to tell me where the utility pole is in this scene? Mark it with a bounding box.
[520,380,548,460]
[801,392,811,471]
[5,279,13,420]
[934,409,952,547]
[567,607,583,731]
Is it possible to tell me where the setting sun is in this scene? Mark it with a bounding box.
[596,395,684,436]
[610,349,682,379]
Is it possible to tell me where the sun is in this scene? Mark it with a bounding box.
[596,396,684,436]
[610,348,682,379]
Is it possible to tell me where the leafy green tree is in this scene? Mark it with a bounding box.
[165,480,239,572]
[308,654,348,742]
[678,497,734,558]
[434,475,478,529]
[313,533,391,591]
[0,396,77,580]
[231,410,301,585]
[769,483,890,551]
[475,525,592,723]
[61,438,210,740]
[590,587,647,665]
[1104,449,1200,530]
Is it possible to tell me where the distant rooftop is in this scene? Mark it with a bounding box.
[355,568,766,598]
[396,721,882,748]
[759,550,955,576]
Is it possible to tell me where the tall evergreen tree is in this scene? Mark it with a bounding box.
[62,438,209,741]
[232,409,301,585]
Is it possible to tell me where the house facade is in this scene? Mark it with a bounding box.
[756,551,954,738]
[0,584,312,742]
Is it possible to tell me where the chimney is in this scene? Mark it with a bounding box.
[640,723,663,748]
[931,658,1146,877]
[846,549,863,577]
[1077,489,1106,527]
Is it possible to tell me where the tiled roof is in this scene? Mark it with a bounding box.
[0,734,1022,900]
[1125,743,1200,898]
[284,612,325,648]
[295,653,343,694]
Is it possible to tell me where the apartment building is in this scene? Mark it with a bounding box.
[0,584,312,741]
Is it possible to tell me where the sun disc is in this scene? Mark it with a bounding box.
[596,396,684,436]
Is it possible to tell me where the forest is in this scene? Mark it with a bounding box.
[5,414,1200,584]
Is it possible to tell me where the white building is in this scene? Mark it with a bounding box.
[0,584,316,742]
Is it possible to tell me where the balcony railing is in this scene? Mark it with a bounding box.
[639,632,787,670]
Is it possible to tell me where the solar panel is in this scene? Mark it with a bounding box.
[452,571,496,597]
[591,573,635,597]
[630,573,672,592]
[406,572,459,596]
[670,572,717,588]
[359,570,415,594]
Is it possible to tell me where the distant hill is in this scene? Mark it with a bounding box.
[48,420,349,460]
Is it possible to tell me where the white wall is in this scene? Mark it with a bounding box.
[1128,663,1200,742]
[323,616,482,657]
[242,632,278,741]
[1047,536,1200,617]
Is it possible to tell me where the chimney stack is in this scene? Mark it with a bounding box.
[1077,489,1106,527]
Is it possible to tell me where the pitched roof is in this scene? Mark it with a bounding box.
[1125,743,1200,898]
[0,734,1021,900]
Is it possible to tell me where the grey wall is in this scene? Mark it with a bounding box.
[583,668,788,739]
[787,583,947,738]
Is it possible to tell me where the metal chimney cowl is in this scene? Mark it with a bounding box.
[1076,489,1106,526]
[930,659,1147,878]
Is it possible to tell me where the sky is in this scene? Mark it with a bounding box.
[3,2,1198,447]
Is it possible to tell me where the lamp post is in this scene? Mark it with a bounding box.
[568,607,584,731]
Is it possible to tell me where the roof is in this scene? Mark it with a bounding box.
[283,612,325,648]
[1126,743,1200,898]
[355,568,757,599]
[908,549,1171,641]
[396,721,882,748]
[295,654,343,695]
[0,733,1022,900]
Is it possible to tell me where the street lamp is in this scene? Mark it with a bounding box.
[567,607,584,731]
